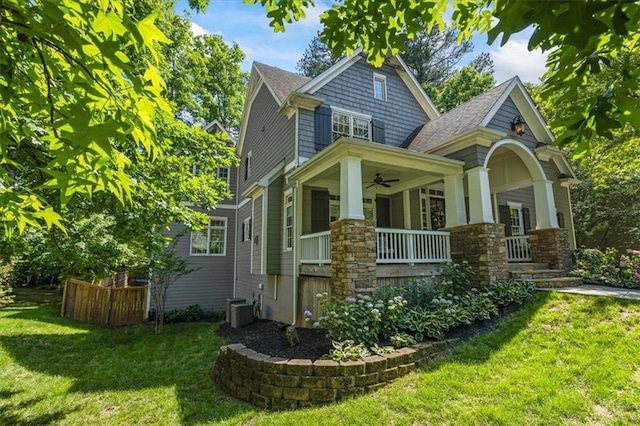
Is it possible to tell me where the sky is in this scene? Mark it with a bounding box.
[178,0,548,84]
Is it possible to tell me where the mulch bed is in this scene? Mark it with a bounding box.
[217,305,515,361]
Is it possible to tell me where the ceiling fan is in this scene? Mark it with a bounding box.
[366,173,399,188]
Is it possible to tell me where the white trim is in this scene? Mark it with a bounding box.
[480,77,554,144]
[507,201,522,209]
[189,216,227,256]
[250,199,254,272]
[285,159,297,173]
[236,75,263,157]
[260,189,268,274]
[294,109,299,167]
[483,139,546,182]
[237,197,251,209]
[331,108,372,141]
[242,217,252,242]
[339,156,365,220]
[467,167,494,224]
[402,190,411,229]
[283,189,293,251]
[373,72,387,101]
[297,49,364,94]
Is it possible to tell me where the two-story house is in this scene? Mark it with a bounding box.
[166,51,578,325]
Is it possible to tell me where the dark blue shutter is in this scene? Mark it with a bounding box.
[372,118,385,144]
[314,104,332,151]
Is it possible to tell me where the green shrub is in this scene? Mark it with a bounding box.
[164,305,209,323]
[376,278,437,308]
[486,280,536,306]
[322,340,371,362]
[435,261,474,294]
[572,248,640,288]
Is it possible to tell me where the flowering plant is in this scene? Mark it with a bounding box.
[572,248,640,288]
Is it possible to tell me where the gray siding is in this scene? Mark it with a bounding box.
[303,60,429,154]
[390,192,404,228]
[252,195,262,273]
[225,166,238,204]
[496,187,537,231]
[235,200,264,307]
[165,207,236,312]
[266,176,283,274]
[446,145,490,170]
[238,84,295,195]
[299,109,316,160]
[487,95,539,147]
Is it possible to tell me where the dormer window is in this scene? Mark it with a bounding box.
[373,73,387,101]
[331,108,371,141]
[244,151,252,181]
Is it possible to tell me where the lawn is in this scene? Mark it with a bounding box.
[1,288,638,425]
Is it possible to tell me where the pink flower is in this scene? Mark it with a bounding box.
[620,261,627,268]
[635,272,640,280]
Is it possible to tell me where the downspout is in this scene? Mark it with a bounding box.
[291,109,300,326]
[233,161,240,297]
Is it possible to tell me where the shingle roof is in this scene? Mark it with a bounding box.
[405,78,515,152]
[254,62,312,105]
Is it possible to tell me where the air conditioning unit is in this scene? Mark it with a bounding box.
[231,303,254,329]
[226,298,246,323]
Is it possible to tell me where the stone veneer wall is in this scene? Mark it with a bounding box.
[447,223,509,286]
[213,340,454,410]
[330,219,377,297]
[529,228,572,270]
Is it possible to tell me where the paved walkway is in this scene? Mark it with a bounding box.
[537,284,640,300]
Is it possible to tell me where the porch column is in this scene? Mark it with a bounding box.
[467,167,494,224]
[443,173,467,227]
[533,179,559,229]
[339,156,364,220]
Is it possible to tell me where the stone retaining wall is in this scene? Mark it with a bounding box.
[213,340,455,409]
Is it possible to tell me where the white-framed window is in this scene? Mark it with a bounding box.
[420,187,446,230]
[331,108,371,141]
[216,167,230,184]
[242,217,252,242]
[244,151,252,181]
[190,217,227,256]
[508,202,524,236]
[283,190,293,251]
[373,73,387,101]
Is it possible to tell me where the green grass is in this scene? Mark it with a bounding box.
[1,289,639,425]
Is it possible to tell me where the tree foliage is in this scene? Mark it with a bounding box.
[532,54,640,251]
[296,32,343,77]
[0,0,171,235]
[248,0,640,156]
[434,65,495,112]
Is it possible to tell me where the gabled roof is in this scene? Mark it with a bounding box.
[406,77,554,153]
[204,119,236,145]
[405,79,514,152]
[254,62,311,106]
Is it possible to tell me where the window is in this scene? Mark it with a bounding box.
[192,164,201,176]
[329,195,374,222]
[373,73,387,101]
[508,202,524,236]
[242,217,252,242]
[216,167,229,184]
[284,191,293,251]
[244,151,252,181]
[331,109,371,141]
[420,187,446,230]
[190,217,227,256]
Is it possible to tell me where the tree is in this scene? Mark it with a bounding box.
[0,0,171,235]
[148,237,196,334]
[296,32,343,77]
[531,53,640,252]
[248,0,640,156]
[435,65,495,112]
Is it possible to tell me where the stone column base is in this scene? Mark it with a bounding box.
[446,223,508,286]
[529,228,572,270]
[330,219,376,297]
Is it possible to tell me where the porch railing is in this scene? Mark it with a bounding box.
[505,235,531,262]
[376,228,451,264]
[300,231,332,264]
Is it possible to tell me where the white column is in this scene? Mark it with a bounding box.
[402,190,411,229]
[339,156,364,220]
[564,185,577,249]
[533,179,559,229]
[467,167,494,224]
[443,173,467,227]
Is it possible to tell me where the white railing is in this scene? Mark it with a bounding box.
[506,235,531,262]
[376,228,451,264]
[300,231,332,264]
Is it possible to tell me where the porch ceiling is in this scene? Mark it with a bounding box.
[287,139,464,192]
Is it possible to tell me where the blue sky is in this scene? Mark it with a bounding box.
[178,0,548,84]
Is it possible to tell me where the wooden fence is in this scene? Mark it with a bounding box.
[61,279,147,326]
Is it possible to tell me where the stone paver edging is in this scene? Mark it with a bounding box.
[537,284,640,300]
[213,340,457,410]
